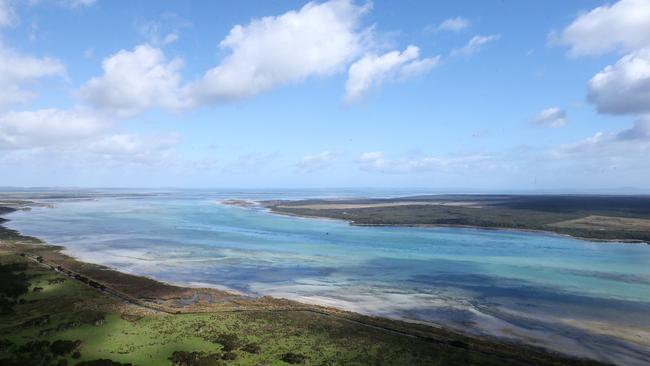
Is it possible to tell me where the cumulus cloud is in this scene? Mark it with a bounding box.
[0,109,105,149]
[344,45,439,102]
[78,44,183,117]
[357,151,493,174]
[530,107,567,128]
[75,1,437,112]
[587,48,650,115]
[451,34,500,57]
[432,17,470,32]
[0,0,17,27]
[297,150,340,172]
[0,42,66,108]
[184,0,371,106]
[554,0,650,57]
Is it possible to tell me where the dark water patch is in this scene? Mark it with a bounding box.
[408,272,650,327]
[560,268,650,285]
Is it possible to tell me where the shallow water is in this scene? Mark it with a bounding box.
[4,190,650,365]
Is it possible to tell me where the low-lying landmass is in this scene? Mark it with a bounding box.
[0,202,608,366]
[263,194,650,243]
[219,199,259,208]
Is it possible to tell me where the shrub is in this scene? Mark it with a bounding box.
[20,314,49,328]
[281,353,307,364]
[0,263,29,298]
[192,354,225,366]
[18,340,51,354]
[221,351,237,361]
[0,298,15,315]
[75,359,133,366]
[212,333,240,352]
[241,342,261,354]
[168,350,202,365]
[50,339,81,356]
[0,339,13,352]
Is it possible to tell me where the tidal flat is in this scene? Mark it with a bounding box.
[2,190,650,365]
[0,221,607,366]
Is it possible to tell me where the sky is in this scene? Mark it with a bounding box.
[0,0,649,190]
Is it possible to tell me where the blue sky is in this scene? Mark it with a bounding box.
[0,0,649,190]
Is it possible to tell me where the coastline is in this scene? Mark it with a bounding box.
[258,202,650,245]
[264,205,648,245]
[0,204,620,365]
[7,200,650,365]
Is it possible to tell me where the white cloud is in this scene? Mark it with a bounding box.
[76,1,436,112]
[91,133,180,164]
[78,44,183,117]
[184,0,371,106]
[587,48,650,115]
[136,14,190,46]
[358,151,493,174]
[0,0,17,27]
[545,119,650,182]
[162,33,179,45]
[62,0,96,7]
[434,17,470,32]
[530,107,567,128]
[0,42,66,108]
[451,34,500,57]
[0,107,182,171]
[554,0,650,57]
[344,45,439,102]
[358,151,386,170]
[550,118,650,159]
[0,109,105,149]
[138,20,180,46]
[297,150,339,171]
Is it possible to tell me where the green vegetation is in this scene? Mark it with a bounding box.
[267,195,650,242]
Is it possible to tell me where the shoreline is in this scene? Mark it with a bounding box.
[0,203,640,365]
[264,205,649,244]
[256,202,650,245]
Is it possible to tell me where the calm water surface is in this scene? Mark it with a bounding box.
[4,190,650,365]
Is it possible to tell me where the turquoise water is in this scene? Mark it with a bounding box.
[4,190,650,365]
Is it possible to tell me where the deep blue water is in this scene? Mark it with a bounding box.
[4,189,650,365]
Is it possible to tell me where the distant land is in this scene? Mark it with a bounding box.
[262,194,650,243]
